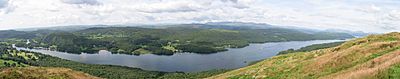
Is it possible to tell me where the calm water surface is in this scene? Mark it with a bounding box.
[17,40,344,72]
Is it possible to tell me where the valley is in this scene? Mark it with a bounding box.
[3,23,354,55]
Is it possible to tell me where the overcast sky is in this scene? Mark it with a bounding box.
[0,0,399,33]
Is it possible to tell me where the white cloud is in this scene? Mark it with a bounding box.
[0,0,7,8]
[0,0,14,14]
[135,1,202,13]
[61,0,101,5]
[0,0,399,33]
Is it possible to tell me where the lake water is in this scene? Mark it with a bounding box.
[17,40,344,72]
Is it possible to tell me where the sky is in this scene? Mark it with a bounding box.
[0,0,399,33]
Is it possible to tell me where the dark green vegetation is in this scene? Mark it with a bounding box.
[0,42,33,68]
[210,32,400,79]
[0,43,229,79]
[4,24,353,55]
[277,41,345,55]
[385,64,400,78]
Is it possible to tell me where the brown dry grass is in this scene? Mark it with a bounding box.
[0,67,102,79]
[322,51,400,79]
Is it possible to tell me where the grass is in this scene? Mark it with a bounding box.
[0,67,100,79]
[385,64,400,78]
[229,75,254,79]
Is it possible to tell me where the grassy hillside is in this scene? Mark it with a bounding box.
[0,67,100,79]
[210,32,400,79]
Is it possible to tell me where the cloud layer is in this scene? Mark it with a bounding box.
[0,0,7,8]
[0,0,399,33]
[61,0,101,5]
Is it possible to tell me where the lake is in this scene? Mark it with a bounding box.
[17,40,344,72]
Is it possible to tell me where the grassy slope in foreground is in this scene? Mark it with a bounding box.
[210,32,400,79]
[0,67,100,79]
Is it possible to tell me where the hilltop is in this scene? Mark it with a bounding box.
[0,67,100,79]
[210,32,400,79]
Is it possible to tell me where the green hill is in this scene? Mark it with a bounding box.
[210,32,400,79]
[0,30,36,39]
[39,32,104,53]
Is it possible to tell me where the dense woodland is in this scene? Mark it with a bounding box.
[1,24,354,55]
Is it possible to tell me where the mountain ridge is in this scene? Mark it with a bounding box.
[12,22,366,35]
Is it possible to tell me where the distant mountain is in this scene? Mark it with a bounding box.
[204,22,374,36]
[205,22,278,29]
[0,30,36,39]
[205,22,320,33]
[312,32,355,40]
[15,25,111,32]
[324,29,370,37]
[14,22,359,37]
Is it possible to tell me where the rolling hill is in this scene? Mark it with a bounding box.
[210,32,400,79]
[0,30,36,39]
[0,67,100,79]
